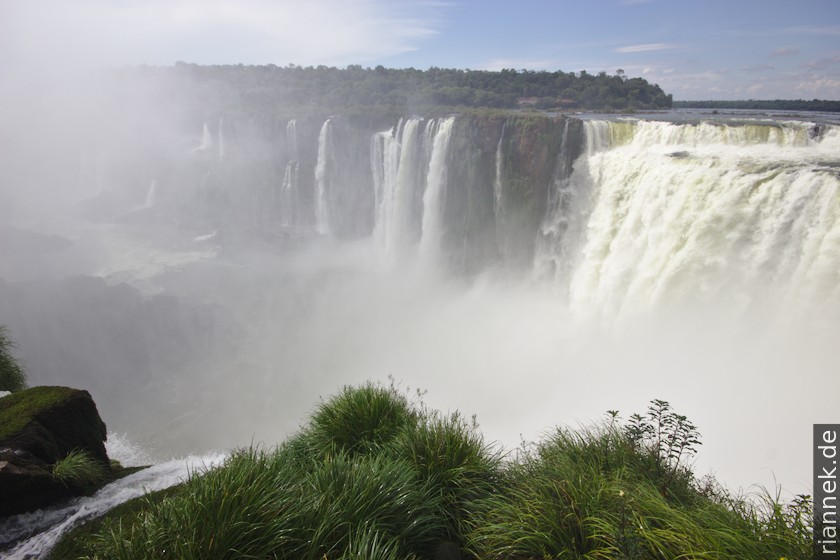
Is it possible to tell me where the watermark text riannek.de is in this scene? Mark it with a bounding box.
[816,424,839,557]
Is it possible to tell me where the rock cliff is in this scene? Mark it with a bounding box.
[0,386,109,517]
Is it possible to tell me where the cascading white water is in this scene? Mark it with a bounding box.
[280,165,297,226]
[565,119,840,323]
[493,122,506,245]
[374,119,420,255]
[314,119,332,235]
[422,119,437,161]
[280,120,299,226]
[286,119,298,163]
[371,118,443,258]
[533,119,588,288]
[193,123,213,154]
[0,453,226,559]
[371,121,400,252]
[418,117,456,264]
[144,179,157,209]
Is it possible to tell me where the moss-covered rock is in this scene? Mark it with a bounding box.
[0,386,109,517]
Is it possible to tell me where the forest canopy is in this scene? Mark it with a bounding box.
[130,63,673,113]
[673,99,840,112]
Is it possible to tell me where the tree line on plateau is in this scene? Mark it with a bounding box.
[129,63,674,113]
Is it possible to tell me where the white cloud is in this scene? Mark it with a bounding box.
[794,78,840,95]
[770,47,799,57]
[615,43,677,54]
[802,54,840,69]
[0,0,447,71]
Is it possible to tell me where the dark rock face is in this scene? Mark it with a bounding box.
[0,386,109,517]
[0,448,79,518]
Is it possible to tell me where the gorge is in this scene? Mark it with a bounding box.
[1,101,838,524]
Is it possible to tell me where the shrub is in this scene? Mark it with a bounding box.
[306,381,419,457]
[0,326,26,393]
[301,451,447,558]
[394,411,503,542]
[624,398,701,503]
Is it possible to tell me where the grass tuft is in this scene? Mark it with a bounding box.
[0,326,27,393]
[306,381,420,457]
[52,450,108,489]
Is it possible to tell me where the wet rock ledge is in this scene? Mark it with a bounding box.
[0,386,110,517]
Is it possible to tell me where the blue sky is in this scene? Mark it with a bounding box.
[2,0,839,99]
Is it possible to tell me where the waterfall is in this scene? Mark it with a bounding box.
[185,112,839,305]
[389,118,423,252]
[565,119,840,322]
[144,179,157,209]
[493,122,506,245]
[193,123,213,154]
[280,163,297,226]
[419,117,456,264]
[371,122,399,251]
[533,119,594,286]
[371,118,439,257]
[314,119,332,235]
[280,120,299,226]
[286,119,298,162]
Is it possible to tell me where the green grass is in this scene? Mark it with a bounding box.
[393,411,503,544]
[52,450,108,489]
[465,420,811,559]
[0,325,27,393]
[306,381,420,457]
[0,385,80,441]
[46,485,180,560]
[52,386,813,560]
[78,447,448,559]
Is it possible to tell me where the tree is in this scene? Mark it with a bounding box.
[0,326,27,393]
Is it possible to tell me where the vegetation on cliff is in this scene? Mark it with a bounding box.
[53,382,812,559]
[123,63,672,117]
[51,450,108,490]
[674,99,840,112]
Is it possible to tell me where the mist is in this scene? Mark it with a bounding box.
[2,13,838,504]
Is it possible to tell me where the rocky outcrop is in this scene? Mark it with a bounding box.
[0,386,109,517]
